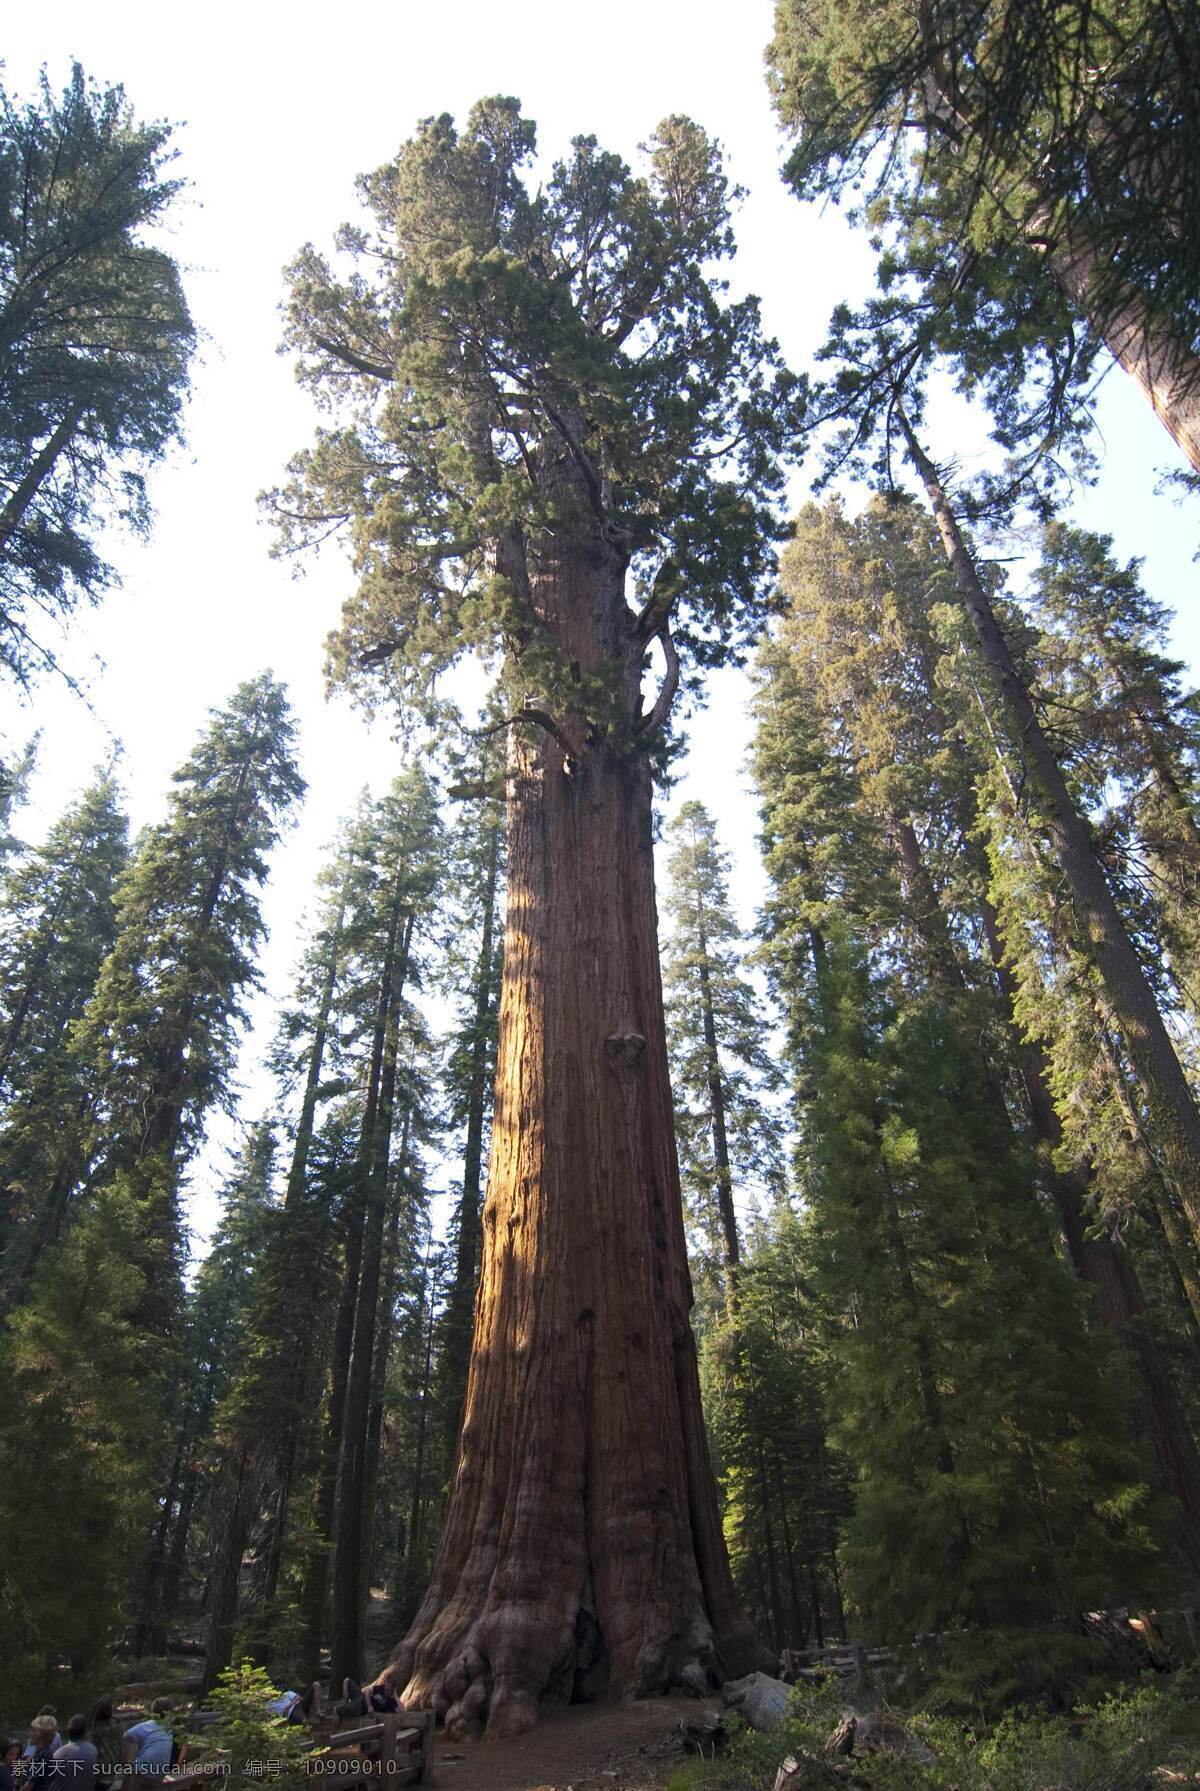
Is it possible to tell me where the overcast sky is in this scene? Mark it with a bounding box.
[3,0,1197,1251]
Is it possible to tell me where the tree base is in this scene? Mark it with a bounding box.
[384,1584,762,1738]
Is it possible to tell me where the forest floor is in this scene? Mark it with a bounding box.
[429,1694,718,1791]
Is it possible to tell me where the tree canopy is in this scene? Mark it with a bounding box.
[0,64,195,685]
[270,96,804,726]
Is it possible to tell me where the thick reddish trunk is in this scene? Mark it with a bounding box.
[384,522,757,1737]
[1043,228,1200,478]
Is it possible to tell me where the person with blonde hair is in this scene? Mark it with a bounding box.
[20,1718,59,1783]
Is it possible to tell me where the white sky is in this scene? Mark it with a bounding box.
[2,0,1197,1252]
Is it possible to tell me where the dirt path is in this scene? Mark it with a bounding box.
[429,1695,720,1791]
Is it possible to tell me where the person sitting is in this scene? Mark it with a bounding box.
[53,1718,97,1789]
[83,1704,119,1791]
[284,1686,320,1727]
[2,1739,22,1791]
[333,1680,399,1723]
[20,1719,60,1782]
[121,1702,174,1777]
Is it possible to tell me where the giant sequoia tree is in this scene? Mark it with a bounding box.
[272,98,801,1734]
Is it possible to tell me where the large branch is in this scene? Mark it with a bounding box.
[473,698,576,771]
[633,617,680,739]
[313,335,393,380]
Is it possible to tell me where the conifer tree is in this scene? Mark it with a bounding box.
[753,524,1175,1651]
[206,844,356,1658]
[768,0,1200,474]
[796,932,1159,1658]
[700,1205,845,1651]
[1028,524,1200,1016]
[663,800,783,1305]
[272,98,801,1730]
[764,493,1200,1557]
[0,1184,153,1705]
[0,773,127,1295]
[0,734,38,862]
[330,768,442,1687]
[194,1124,291,1692]
[661,801,823,1651]
[80,673,303,1327]
[0,65,195,685]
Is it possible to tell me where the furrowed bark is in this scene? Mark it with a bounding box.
[898,407,1200,1251]
[382,481,759,1738]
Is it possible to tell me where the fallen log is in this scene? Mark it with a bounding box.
[115,1678,203,1704]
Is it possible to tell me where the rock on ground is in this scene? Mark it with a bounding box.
[721,1671,793,1732]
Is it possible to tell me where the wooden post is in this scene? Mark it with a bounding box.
[379,1716,399,1781]
[414,1709,434,1787]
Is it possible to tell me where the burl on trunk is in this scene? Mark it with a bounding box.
[383,520,760,1738]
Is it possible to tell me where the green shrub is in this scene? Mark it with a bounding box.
[669,1680,1200,1791]
[207,1660,310,1789]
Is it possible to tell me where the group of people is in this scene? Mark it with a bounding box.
[261,1679,400,1730]
[0,1677,402,1791]
[2,1699,182,1788]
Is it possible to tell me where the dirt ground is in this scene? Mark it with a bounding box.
[428,1694,722,1791]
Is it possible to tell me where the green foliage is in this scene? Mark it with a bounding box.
[0,773,128,1296]
[753,496,1168,1648]
[768,0,1200,484]
[0,63,195,686]
[672,1682,1200,1791]
[270,97,802,729]
[1026,522,1200,1019]
[0,1183,155,1708]
[79,673,303,1318]
[206,1661,310,1788]
[700,1208,847,1649]
[664,800,784,1289]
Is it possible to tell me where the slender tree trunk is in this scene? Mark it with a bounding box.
[363,1111,415,1611]
[754,1443,784,1651]
[437,823,501,1455]
[806,1556,824,1649]
[401,1242,439,1620]
[0,402,83,555]
[771,1452,805,1646]
[302,877,408,1681]
[696,915,741,1306]
[898,406,1200,1248]
[161,1470,200,1620]
[331,908,413,1686]
[130,1442,185,1656]
[200,1450,261,1697]
[384,506,758,1737]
